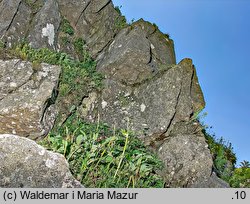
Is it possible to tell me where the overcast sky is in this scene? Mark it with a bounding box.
[113,0,250,165]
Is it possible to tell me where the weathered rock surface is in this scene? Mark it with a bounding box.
[97,19,176,85]
[157,122,213,187]
[0,134,82,187]
[0,0,230,188]
[0,0,120,57]
[0,59,60,139]
[78,57,225,187]
[191,172,230,188]
[58,0,121,57]
[27,0,61,50]
[82,58,204,139]
[0,0,22,37]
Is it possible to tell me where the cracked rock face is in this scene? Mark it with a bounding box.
[0,0,228,188]
[97,19,176,85]
[0,59,60,139]
[27,0,61,50]
[84,58,205,141]
[0,134,83,187]
[58,0,120,58]
[0,0,120,57]
[157,122,213,187]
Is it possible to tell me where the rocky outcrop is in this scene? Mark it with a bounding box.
[58,0,121,57]
[84,58,204,139]
[0,0,121,57]
[157,122,213,187]
[96,19,176,85]
[0,0,228,188]
[0,59,60,139]
[0,134,83,187]
[79,58,211,187]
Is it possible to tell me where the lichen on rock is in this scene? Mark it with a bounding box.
[0,59,60,139]
[0,134,83,187]
[0,0,230,188]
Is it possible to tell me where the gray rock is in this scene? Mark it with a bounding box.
[79,56,211,187]
[134,19,176,65]
[58,0,120,58]
[0,134,83,187]
[157,122,213,187]
[84,59,205,140]
[0,0,121,59]
[27,0,61,50]
[0,0,59,49]
[2,1,32,48]
[97,19,176,85]
[191,172,230,188]
[0,59,60,139]
[0,0,22,36]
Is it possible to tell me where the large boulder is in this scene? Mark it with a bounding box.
[97,19,176,85]
[0,59,60,139]
[157,122,213,187]
[0,134,82,187]
[81,58,204,140]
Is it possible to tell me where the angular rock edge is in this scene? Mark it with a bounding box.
[0,0,231,188]
[0,134,83,188]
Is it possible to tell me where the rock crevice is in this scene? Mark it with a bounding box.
[0,0,226,188]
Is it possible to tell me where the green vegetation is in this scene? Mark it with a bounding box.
[73,37,90,62]
[60,17,74,36]
[114,6,123,16]
[114,6,127,29]
[1,42,103,128]
[115,16,127,30]
[60,36,70,46]
[202,125,249,187]
[9,43,102,97]
[1,42,164,187]
[40,115,165,188]
[202,127,236,182]
[240,160,250,168]
[229,166,250,188]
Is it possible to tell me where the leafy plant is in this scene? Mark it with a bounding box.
[60,17,74,36]
[40,115,165,188]
[114,6,123,15]
[229,166,250,188]
[202,127,236,182]
[201,120,250,187]
[73,37,91,62]
[10,43,103,95]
